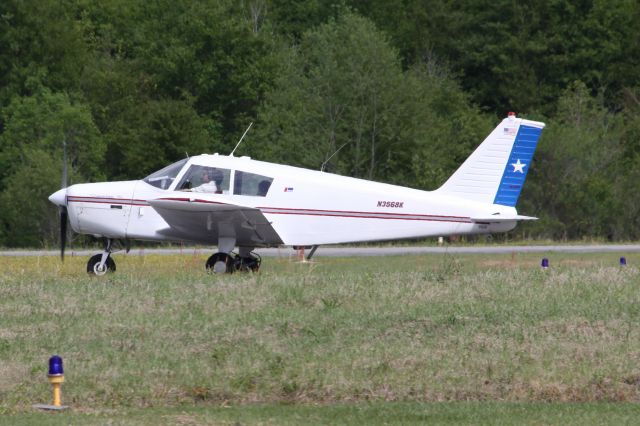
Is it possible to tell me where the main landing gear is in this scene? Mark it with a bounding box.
[86,238,119,276]
[205,251,261,274]
[205,236,261,274]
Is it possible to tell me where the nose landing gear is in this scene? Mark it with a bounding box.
[86,238,117,276]
[87,254,116,275]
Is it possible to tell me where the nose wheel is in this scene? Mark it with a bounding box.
[87,254,116,276]
[87,238,117,276]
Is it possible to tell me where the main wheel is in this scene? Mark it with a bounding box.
[87,254,116,276]
[206,253,234,274]
[235,253,261,272]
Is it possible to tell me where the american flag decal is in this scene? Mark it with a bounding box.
[284,187,294,192]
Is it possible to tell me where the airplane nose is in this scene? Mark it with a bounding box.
[49,188,67,206]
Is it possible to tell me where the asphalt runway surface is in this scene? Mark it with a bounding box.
[2,244,640,258]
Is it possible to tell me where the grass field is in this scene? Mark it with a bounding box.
[1,250,640,424]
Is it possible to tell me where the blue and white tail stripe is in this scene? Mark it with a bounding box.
[493,125,543,207]
[436,114,545,207]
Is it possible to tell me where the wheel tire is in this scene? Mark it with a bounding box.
[236,254,261,272]
[87,254,116,276]
[206,253,234,274]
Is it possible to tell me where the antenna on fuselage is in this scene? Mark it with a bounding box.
[320,142,348,172]
[230,122,253,156]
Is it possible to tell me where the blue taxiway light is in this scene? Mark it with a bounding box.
[620,256,627,266]
[48,355,63,376]
[541,258,549,269]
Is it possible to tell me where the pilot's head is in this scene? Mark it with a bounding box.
[201,170,212,183]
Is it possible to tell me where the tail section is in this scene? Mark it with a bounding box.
[437,113,545,207]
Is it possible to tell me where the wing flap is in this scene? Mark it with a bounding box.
[148,197,283,246]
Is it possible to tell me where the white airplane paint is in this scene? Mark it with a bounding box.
[49,113,545,274]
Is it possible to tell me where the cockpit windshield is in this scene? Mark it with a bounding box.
[143,158,188,190]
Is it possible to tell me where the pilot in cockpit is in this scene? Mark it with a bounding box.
[192,169,223,193]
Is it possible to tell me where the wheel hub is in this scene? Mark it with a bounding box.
[213,260,227,274]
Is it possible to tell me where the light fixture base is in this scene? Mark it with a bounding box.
[33,404,69,411]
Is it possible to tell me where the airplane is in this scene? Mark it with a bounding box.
[48,112,545,275]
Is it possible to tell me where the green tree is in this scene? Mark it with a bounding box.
[0,90,104,246]
[346,0,640,115]
[102,98,213,180]
[121,0,278,146]
[520,82,623,240]
[254,11,489,189]
[611,86,640,239]
[396,64,492,190]
[254,11,405,178]
[0,0,88,111]
[0,151,61,246]
[76,0,281,179]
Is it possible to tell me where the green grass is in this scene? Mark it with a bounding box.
[3,402,640,425]
[1,251,639,423]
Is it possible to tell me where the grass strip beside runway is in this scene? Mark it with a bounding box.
[1,252,639,422]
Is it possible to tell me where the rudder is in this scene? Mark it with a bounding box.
[492,124,543,207]
[437,113,545,207]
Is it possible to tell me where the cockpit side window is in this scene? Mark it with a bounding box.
[176,165,231,194]
[234,171,273,196]
[143,159,188,190]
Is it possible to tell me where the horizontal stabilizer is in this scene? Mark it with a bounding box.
[470,215,537,223]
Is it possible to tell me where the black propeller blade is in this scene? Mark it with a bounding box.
[59,138,68,261]
[60,205,67,261]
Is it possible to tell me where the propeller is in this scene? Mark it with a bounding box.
[49,138,69,261]
[59,206,68,260]
[59,137,69,261]
[48,186,69,260]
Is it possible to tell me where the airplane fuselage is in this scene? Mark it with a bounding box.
[59,154,518,247]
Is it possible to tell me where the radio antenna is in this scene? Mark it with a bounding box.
[230,122,253,156]
[321,142,348,172]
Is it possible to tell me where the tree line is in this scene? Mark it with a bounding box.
[1,0,639,247]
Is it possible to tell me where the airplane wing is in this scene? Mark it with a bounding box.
[147,197,283,247]
[470,214,537,223]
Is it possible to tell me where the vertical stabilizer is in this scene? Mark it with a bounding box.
[437,113,545,207]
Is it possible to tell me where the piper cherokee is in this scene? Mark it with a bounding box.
[48,113,545,275]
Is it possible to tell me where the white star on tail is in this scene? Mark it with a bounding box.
[511,159,526,173]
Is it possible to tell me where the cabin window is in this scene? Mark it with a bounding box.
[176,165,231,194]
[143,158,188,190]
[233,171,273,197]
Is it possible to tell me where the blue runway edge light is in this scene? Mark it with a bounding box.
[48,355,63,376]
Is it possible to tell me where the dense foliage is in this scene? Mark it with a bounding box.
[1,0,639,246]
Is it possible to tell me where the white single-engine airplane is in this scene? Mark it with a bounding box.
[49,113,544,275]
